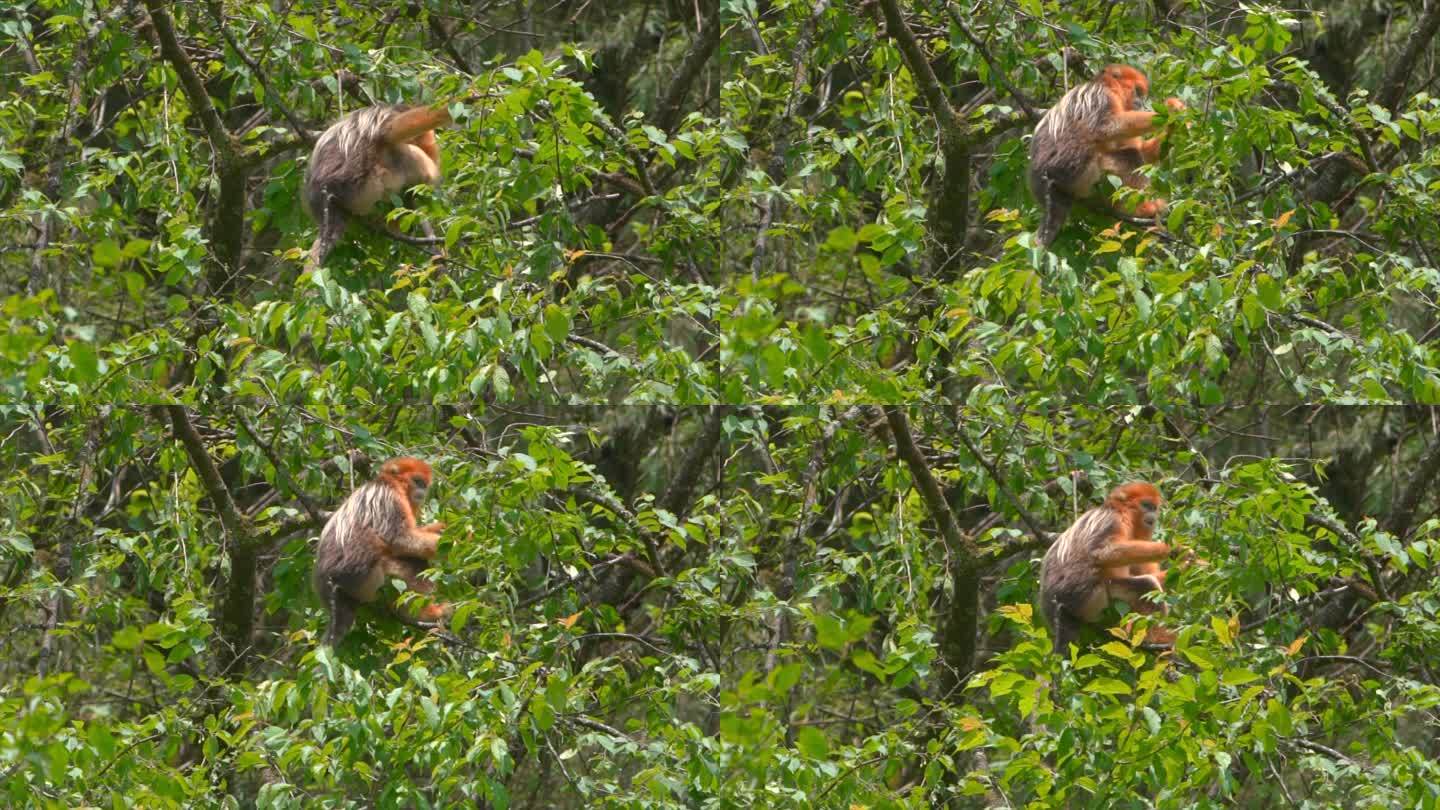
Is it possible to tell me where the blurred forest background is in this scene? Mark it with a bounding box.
[5,0,1440,806]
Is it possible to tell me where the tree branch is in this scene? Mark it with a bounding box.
[953,427,1049,545]
[1385,437,1440,539]
[875,0,958,127]
[141,0,234,152]
[875,0,970,271]
[654,3,723,134]
[1378,1,1440,113]
[166,405,256,676]
[881,407,981,701]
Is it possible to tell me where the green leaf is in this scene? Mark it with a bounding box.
[795,726,830,758]
[1221,668,1261,686]
[1082,678,1133,696]
[92,239,123,268]
[112,626,142,651]
[69,342,99,383]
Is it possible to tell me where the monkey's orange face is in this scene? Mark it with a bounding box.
[1137,497,1159,531]
[1101,65,1151,112]
[407,473,429,506]
[381,457,435,508]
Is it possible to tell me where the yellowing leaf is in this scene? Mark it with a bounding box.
[1273,209,1295,228]
[997,603,1032,622]
[1211,615,1233,647]
[558,612,582,629]
[1285,634,1308,656]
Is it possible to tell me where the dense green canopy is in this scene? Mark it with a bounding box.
[3,0,1440,807]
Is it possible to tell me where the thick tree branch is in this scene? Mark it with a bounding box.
[875,0,970,271]
[944,7,1037,122]
[203,1,314,144]
[883,408,974,558]
[1385,438,1440,539]
[1306,511,1390,603]
[1378,1,1440,113]
[654,3,723,134]
[166,406,256,676]
[875,0,959,129]
[882,407,980,701]
[661,405,729,516]
[142,0,234,153]
[583,407,729,626]
[143,0,252,295]
[953,428,1049,545]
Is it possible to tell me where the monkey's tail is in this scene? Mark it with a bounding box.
[315,572,358,647]
[305,194,348,271]
[1036,186,1072,249]
[324,589,359,647]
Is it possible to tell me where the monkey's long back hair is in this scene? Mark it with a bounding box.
[1027,79,1112,247]
[303,106,399,265]
[313,477,408,644]
[302,104,447,267]
[1038,504,1115,630]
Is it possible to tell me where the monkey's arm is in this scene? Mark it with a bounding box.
[383,107,452,145]
[1093,540,1171,567]
[387,526,441,560]
[1132,99,1185,159]
[1100,110,1161,144]
[1136,137,1164,163]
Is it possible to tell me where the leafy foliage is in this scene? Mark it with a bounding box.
[4,0,1440,807]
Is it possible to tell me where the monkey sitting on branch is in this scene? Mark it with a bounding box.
[1039,481,1180,654]
[302,104,451,268]
[313,456,452,646]
[1028,64,1186,248]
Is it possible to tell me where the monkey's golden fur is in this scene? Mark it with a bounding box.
[302,105,450,267]
[1039,482,1175,654]
[313,457,450,646]
[1028,65,1185,247]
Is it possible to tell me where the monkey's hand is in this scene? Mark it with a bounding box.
[421,521,446,534]
[1172,545,1206,568]
[1164,97,1186,113]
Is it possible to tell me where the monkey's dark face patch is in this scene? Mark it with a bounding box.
[1139,499,1159,529]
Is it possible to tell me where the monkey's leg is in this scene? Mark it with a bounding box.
[1107,574,1168,615]
[379,557,453,622]
[1140,626,1177,648]
[1122,168,1166,218]
[1108,573,1177,648]
[1137,136,1164,163]
[1099,148,1167,219]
